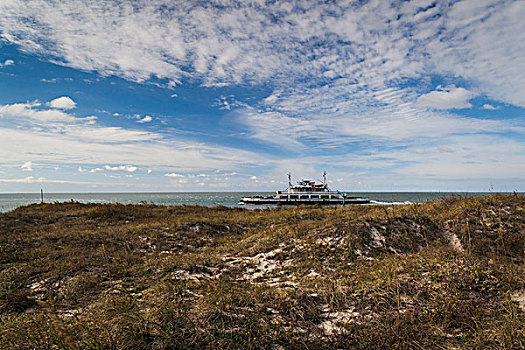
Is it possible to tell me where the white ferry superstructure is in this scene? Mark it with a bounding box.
[240,172,370,205]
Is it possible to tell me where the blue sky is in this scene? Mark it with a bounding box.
[0,0,524,192]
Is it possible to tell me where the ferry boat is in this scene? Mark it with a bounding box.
[240,172,370,205]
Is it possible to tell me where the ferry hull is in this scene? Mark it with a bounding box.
[240,197,370,205]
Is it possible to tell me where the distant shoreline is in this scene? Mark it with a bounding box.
[0,191,519,194]
[1,191,518,213]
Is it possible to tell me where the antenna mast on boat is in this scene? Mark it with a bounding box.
[323,171,327,185]
[288,172,292,188]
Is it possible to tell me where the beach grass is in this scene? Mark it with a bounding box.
[1,194,524,348]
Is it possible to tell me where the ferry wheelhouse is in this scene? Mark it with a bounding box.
[240,173,370,205]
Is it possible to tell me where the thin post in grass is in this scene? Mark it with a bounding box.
[40,189,44,204]
[395,270,400,336]
[466,219,471,255]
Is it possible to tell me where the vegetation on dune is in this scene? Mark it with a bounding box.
[1,194,525,349]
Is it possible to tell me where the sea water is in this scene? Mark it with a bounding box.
[0,192,506,213]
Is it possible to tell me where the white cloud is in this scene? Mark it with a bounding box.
[21,161,33,171]
[165,173,184,178]
[0,101,75,122]
[0,59,14,67]
[263,94,279,104]
[483,104,497,110]
[137,115,152,123]
[79,166,104,173]
[416,85,477,110]
[47,96,76,110]
[84,116,97,125]
[104,165,137,172]
[322,70,336,79]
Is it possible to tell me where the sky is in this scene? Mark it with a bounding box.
[0,0,524,193]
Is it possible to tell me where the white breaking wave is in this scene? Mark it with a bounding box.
[369,200,413,206]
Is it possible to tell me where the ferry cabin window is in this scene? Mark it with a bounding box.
[311,195,319,199]
[321,195,329,199]
[289,195,298,199]
[300,195,309,199]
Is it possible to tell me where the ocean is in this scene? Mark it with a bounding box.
[0,192,506,213]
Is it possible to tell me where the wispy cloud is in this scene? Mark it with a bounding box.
[381,134,525,180]
[0,98,265,176]
[1,1,523,106]
[238,98,525,151]
[0,176,43,183]
[0,1,523,191]
[0,176,118,185]
[21,161,33,171]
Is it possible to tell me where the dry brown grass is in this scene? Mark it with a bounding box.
[1,194,525,349]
